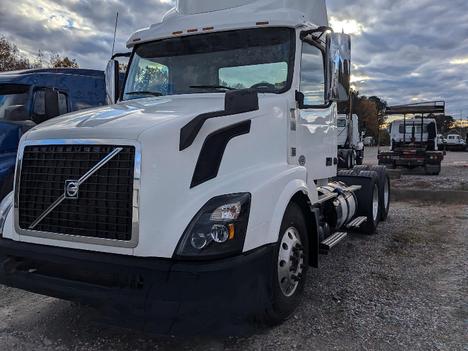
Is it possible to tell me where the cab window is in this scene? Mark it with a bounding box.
[300,42,325,106]
[33,89,69,123]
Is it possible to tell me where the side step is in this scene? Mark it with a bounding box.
[347,216,367,229]
[320,232,347,254]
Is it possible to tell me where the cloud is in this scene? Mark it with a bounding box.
[450,57,468,65]
[1,0,467,117]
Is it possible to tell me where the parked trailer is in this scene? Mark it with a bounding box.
[0,68,106,201]
[0,0,391,334]
[378,101,445,175]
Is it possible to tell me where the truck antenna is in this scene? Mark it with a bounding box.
[111,12,119,57]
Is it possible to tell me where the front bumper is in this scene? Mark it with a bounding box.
[0,238,275,335]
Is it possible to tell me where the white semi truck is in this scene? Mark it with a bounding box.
[337,114,365,168]
[0,0,391,334]
[445,134,466,151]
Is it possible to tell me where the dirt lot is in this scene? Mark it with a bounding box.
[0,200,466,351]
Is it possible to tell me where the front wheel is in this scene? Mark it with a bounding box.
[264,202,309,325]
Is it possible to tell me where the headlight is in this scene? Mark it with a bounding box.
[0,192,14,236]
[175,193,251,260]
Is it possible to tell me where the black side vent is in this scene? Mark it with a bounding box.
[191,120,251,188]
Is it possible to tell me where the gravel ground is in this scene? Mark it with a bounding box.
[391,165,468,191]
[0,201,466,351]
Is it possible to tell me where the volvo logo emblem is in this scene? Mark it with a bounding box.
[65,180,79,199]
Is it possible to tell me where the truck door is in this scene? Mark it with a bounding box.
[296,40,337,183]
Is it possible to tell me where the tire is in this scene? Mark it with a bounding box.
[356,154,363,165]
[356,171,380,235]
[350,151,356,168]
[347,151,354,169]
[352,165,369,175]
[425,164,441,175]
[338,169,355,177]
[264,202,309,325]
[368,166,391,221]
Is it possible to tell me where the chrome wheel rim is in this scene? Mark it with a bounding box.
[278,227,304,297]
[372,185,379,221]
[384,179,390,210]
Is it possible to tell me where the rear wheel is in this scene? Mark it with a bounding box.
[425,163,441,175]
[264,203,309,325]
[368,165,391,221]
[352,165,369,175]
[357,171,381,235]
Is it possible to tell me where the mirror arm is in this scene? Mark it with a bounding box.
[295,91,305,109]
[300,26,333,41]
[111,52,131,60]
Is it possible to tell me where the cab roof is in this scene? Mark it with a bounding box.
[127,0,328,47]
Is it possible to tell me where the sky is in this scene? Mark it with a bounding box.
[0,0,467,118]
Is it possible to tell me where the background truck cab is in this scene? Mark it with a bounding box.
[445,134,466,151]
[0,68,106,200]
[337,114,364,168]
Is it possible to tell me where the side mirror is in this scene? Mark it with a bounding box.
[44,88,60,119]
[4,105,27,121]
[105,59,120,104]
[326,33,351,102]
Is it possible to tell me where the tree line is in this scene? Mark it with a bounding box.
[0,35,79,72]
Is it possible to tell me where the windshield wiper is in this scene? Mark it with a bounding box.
[126,91,164,97]
[189,85,236,91]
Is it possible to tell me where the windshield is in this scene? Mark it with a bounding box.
[0,84,30,121]
[123,27,294,100]
[398,124,428,134]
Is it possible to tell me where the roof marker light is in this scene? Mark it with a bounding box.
[187,28,198,33]
[256,21,269,26]
[203,27,214,31]
[173,31,183,35]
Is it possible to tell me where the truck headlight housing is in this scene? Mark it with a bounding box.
[175,193,251,260]
[0,192,14,237]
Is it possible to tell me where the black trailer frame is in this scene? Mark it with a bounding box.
[378,101,446,175]
[385,101,445,147]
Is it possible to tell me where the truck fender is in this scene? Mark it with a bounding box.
[267,179,317,249]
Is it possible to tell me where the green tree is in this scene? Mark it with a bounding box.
[0,35,32,71]
[0,35,79,72]
[49,54,79,68]
[432,114,455,134]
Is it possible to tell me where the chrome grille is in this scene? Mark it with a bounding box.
[18,144,135,241]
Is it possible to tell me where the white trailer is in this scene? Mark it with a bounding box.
[337,113,365,168]
[0,0,391,334]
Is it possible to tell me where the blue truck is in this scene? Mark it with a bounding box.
[0,68,107,200]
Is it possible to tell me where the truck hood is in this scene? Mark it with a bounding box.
[24,94,248,142]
